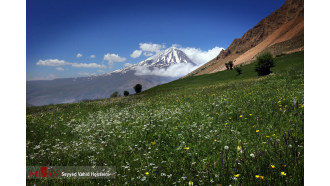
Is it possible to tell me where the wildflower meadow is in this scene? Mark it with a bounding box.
[27,52,304,185]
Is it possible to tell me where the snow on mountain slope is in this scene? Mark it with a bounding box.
[111,47,196,75]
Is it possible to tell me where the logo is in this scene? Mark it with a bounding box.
[28,167,59,178]
[27,166,116,179]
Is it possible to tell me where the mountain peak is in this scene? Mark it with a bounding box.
[112,47,196,74]
[154,47,195,66]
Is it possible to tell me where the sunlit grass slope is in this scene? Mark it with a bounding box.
[27,52,304,185]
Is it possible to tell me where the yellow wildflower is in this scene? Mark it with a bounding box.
[234,174,240,178]
[256,130,260,133]
[281,172,286,176]
[270,164,275,168]
[189,181,194,186]
[266,136,270,138]
[237,146,243,153]
[282,165,286,167]
[214,139,217,142]
[255,175,260,178]
[240,115,243,118]
[260,176,264,179]
[151,141,156,145]
[184,147,190,150]
[145,172,149,175]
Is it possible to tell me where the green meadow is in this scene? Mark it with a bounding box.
[27,52,304,185]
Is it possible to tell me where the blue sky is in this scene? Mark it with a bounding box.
[27,0,285,80]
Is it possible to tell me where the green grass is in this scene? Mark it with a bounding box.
[27,52,304,185]
[146,51,304,92]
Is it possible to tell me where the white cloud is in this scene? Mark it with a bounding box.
[76,53,83,58]
[139,43,165,53]
[130,50,142,58]
[36,59,69,66]
[98,69,105,73]
[36,59,105,68]
[71,62,106,68]
[143,52,154,57]
[179,46,224,65]
[124,63,133,67]
[90,54,96,58]
[56,67,64,71]
[103,53,126,71]
[104,53,126,63]
[135,63,199,78]
[171,44,182,48]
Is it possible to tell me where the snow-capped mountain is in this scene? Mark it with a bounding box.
[112,47,196,74]
[27,47,196,106]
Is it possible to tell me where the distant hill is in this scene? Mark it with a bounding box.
[27,47,195,106]
[186,0,304,77]
[26,103,35,107]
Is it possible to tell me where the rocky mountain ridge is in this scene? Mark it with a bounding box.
[186,0,304,77]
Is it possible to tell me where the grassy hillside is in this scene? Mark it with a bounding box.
[27,52,304,185]
[146,51,304,92]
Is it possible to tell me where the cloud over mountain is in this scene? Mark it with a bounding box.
[130,50,142,58]
[139,43,165,53]
[178,46,224,65]
[135,63,198,78]
[103,53,126,70]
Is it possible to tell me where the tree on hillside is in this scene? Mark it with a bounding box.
[228,61,234,70]
[123,90,129,97]
[225,63,229,70]
[110,91,119,98]
[134,84,142,94]
[255,52,275,76]
[234,66,242,75]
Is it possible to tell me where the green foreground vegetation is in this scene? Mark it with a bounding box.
[27,52,304,185]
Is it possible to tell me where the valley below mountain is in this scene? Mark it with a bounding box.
[27,47,196,106]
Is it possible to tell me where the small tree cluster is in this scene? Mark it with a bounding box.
[229,61,233,70]
[134,84,142,94]
[110,91,119,98]
[234,66,242,75]
[225,61,234,70]
[225,63,229,70]
[255,52,275,76]
[123,90,129,96]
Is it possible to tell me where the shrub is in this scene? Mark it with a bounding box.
[255,52,275,76]
[110,91,119,98]
[134,84,142,94]
[123,91,129,97]
[228,61,234,70]
[225,63,229,70]
[234,66,242,75]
